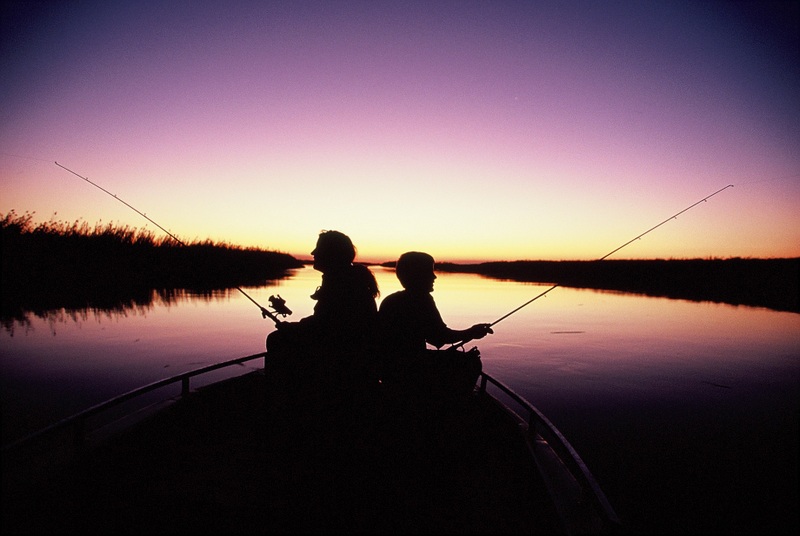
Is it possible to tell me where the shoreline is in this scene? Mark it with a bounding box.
[421,258,800,314]
[2,258,798,321]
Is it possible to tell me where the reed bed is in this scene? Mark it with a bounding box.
[1,210,303,318]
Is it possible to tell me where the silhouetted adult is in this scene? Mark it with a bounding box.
[378,251,492,402]
[264,231,380,506]
[267,229,380,387]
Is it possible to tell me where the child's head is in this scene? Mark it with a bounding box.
[395,251,436,291]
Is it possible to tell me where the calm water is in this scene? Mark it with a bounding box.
[2,266,798,534]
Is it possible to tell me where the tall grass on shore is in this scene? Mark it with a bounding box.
[1,210,303,320]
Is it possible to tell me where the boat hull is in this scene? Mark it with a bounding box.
[2,363,619,534]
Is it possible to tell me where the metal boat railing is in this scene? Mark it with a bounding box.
[1,351,268,455]
[477,372,622,532]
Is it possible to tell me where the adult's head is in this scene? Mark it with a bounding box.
[395,251,436,292]
[312,230,356,272]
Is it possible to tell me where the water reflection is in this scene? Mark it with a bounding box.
[4,266,795,412]
[0,287,242,337]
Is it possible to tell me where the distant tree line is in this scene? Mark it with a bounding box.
[0,211,304,317]
[430,258,799,314]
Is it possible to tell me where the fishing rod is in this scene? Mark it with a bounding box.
[486,184,734,328]
[54,161,291,324]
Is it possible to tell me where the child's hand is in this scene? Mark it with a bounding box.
[469,323,494,340]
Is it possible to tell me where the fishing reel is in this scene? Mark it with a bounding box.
[268,295,292,317]
[261,294,292,322]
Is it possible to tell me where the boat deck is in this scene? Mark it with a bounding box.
[3,370,571,534]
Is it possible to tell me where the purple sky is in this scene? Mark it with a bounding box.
[2,0,798,262]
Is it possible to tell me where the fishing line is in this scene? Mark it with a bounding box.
[54,161,288,323]
[733,173,800,186]
[488,183,734,328]
[0,152,53,163]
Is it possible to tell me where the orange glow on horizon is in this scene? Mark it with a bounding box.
[1,2,798,264]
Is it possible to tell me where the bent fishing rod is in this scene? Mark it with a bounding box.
[54,161,291,325]
[446,184,734,351]
[487,184,734,328]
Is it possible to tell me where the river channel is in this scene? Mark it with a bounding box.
[1,265,797,534]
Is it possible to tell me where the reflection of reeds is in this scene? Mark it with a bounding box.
[0,288,223,337]
[0,210,303,323]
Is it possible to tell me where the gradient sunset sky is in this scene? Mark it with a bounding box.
[2,0,798,263]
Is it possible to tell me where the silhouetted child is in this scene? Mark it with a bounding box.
[378,251,492,404]
[375,251,493,518]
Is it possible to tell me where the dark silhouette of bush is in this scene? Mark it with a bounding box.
[1,210,304,318]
